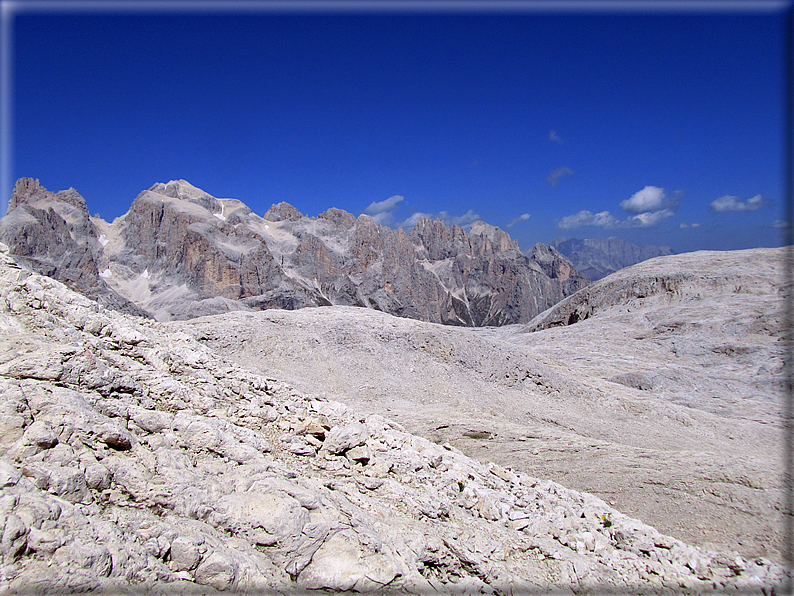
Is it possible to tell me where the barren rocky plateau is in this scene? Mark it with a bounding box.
[177,247,789,571]
[0,236,789,595]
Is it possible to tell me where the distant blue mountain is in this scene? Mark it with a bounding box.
[548,237,674,281]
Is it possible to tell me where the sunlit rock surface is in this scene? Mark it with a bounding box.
[180,247,789,568]
[0,242,786,593]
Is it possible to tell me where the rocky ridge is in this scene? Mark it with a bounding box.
[549,237,674,281]
[524,248,781,332]
[1,178,588,325]
[0,242,787,593]
[0,178,149,318]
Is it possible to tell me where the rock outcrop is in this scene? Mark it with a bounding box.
[550,237,674,280]
[0,241,786,593]
[1,178,588,324]
[524,248,781,331]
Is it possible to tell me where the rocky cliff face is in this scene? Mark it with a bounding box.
[0,179,148,317]
[1,178,588,324]
[550,237,674,281]
[0,242,785,593]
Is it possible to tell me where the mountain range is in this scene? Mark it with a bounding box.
[550,237,674,281]
[0,175,787,592]
[0,178,588,325]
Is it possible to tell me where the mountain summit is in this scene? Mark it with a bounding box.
[0,178,588,323]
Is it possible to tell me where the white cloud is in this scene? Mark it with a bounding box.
[370,212,394,226]
[771,219,791,229]
[506,213,531,228]
[439,209,480,228]
[558,206,676,231]
[365,195,404,215]
[709,194,765,213]
[557,185,681,230]
[398,209,481,231]
[398,212,432,229]
[549,130,563,144]
[628,208,675,228]
[619,186,677,214]
[558,210,619,230]
[679,222,701,229]
[547,166,574,187]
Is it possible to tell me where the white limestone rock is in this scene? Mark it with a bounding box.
[0,242,786,594]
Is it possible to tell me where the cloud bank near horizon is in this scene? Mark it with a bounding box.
[709,194,764,213]
[558,186,680,231]
[361,194,481,232]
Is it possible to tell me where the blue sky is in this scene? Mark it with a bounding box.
[4,1,791,253]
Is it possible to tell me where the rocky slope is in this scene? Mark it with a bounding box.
[0,241,787,593]
[178,247,788,568]
[1,178,587,325]
[550,237,674,280]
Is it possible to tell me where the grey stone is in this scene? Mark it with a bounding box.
[0,461,21,488]
[296,529,401,592]
[21,420,58,449]
[97,422,134,450]
[0,512,27,563]
[44,465,90,504]
[322,422,369,455]
[193,550,238,591]
[168,536,202,572]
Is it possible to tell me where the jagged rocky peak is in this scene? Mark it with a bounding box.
[530,243,576,281]
[409,216,466,260]
[0,178,148,317]
[318,207,356,230]
[469,220,517,253]
[7,177,44,210]
[129,180,224,224]
[148,179,222,214]
[8,177,91,224]
[0,177,589,325]
[264,201,303,222]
